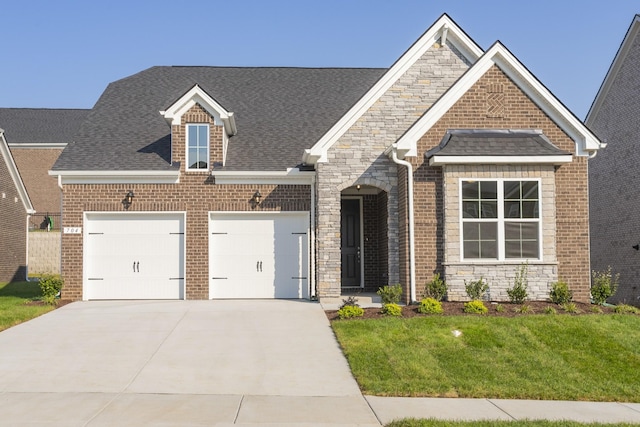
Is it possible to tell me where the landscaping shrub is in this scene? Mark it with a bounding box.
[463,300,488,314]
[382,303,402,317]
[543,306,557,315]
[337,305,364,319]
[614,304,640,314]
[549,280,573,305]
[340,295,360,309]
[424,273,447,301]
[464,278,488,301]
[591,266,619,305]
[561,302,579,314]
[38,274,63,305]
[377,284,402,305]
[495,304,505,313]
[514,304,533,314]
[507,262,528,304]
[418,297,443,314]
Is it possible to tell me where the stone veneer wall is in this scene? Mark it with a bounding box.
[315,42,471,299]
[442,165,558,301]
[28,231,61,274]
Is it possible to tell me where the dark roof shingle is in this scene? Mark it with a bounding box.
[0,108,89,144]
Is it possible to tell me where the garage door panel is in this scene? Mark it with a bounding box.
[209,213,308,299]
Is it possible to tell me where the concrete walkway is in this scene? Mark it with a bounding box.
[0,300,638,426]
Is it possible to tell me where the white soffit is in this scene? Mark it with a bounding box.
[586,15,640,124]
[0,129,34,213]
[396,42,604,158]
[160,84,237,136]
[48,169,180,184]
[302,14,483,165]
[429,155,573,166]
[211,169,314,185]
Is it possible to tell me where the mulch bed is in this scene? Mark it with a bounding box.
[325,301,614,321]
[25,299,73,308]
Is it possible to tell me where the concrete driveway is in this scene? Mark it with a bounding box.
[0,300,380,426]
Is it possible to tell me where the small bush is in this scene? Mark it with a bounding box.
[337,305,364,319]
[463,300,488,314]
[464,278,488,301]
[591,266,619,305]
[38,274,63,305]
[418,297,443,314]
[377,284,402,305]
[561,302,580,314]
[507,262,529,304]
[495,304,505,313]
[543,306,557,315]
[549,280,573,305]
[340,295,359,309]
[382,303,402,317]
[591,305,603,314]
[614,304,640,314]
[425,273,447,301]
[514,304,533,314]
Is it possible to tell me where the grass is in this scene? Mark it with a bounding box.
[332,314,640,401]
[0,281,55,332]
[387,420,639,427]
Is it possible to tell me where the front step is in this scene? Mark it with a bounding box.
[320,293,383,310]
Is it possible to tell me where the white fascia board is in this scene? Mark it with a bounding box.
[302,14,483,165]
[0,130,35,213]
[428,155,573,166]
[587,15,640,124]
[8,142,67,149]
[161,84,237,136]
[396,43,604,159]
[211,169,314,185]
[48,169,180,185]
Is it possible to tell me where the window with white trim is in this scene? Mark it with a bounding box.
[187,124,209,170]
[461,179,540,260]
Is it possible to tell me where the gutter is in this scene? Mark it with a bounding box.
[388,144,416,303]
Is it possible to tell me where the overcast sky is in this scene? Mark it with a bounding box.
[1,0,637,119]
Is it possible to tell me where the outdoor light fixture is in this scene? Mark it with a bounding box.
[633,244,639,251]
[123,190,135,209]
[252,190,262,206]
[356,184,361,191]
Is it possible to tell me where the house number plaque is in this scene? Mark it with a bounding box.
[63,227,82,234]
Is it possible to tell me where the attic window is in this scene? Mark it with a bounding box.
[187,124,209,170]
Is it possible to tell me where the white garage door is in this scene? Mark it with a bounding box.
[209,212,309,299]
[84,213,185,300]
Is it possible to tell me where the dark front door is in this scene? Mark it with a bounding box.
[341,198,361,288]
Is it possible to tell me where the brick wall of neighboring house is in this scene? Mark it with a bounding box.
[411,65,591,302]
[10,148,63,215]
[587,29,640,306]
[316,41,471,300]
[60,182,311,300]
[0,151,27,283]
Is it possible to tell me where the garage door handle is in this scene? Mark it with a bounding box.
[133,261,139,273]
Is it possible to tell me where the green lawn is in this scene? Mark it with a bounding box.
[0,281,54,332]
[387,420,639,427]
[332,314,640,401]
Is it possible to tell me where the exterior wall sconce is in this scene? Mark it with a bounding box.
[356,184,361,191]
[123,190,135,209]
[633,244,639,251]
[251,190,262,207]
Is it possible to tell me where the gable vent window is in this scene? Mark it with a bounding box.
[187,124,209,170]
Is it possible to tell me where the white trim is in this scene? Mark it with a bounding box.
[429,155,573,166]
[341,196,365,289]
[303,14,483,165]
[0,129,35,213]
[396,42,604,159]
[458,178,542,262]
[48,169,180,184]
[160,84,237,136]
[587,15,640,124]
[211,169,315,185]
[8,142,67,149]
[185,123,210,172]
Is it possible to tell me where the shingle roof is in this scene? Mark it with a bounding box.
[52,66,386,171]
[425,129,572,158]
[0,108,89,144]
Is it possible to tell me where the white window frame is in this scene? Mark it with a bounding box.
[186,123,210,171]
[459,178,542,262]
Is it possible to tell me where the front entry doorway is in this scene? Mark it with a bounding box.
[341,198,362,288]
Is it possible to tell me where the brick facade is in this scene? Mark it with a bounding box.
[10,148,63,214]
[0,148,28,282]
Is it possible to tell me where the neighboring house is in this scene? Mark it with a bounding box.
[587,14,640,306]
[0,128,35,282]
[0,108,89,275]
[50,14,603,302]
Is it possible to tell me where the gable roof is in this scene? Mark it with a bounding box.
[395,42,604,158]
[0,129,34,213]
[586,14,640,124]
[52,67,385,172]
[0,108,89,146]
[302,13,483,165]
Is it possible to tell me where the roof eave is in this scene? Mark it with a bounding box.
[428,155,573,166]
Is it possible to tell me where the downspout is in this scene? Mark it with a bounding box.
[390,145,416,303]
[25,214,36,282]
[310,173,316,299]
